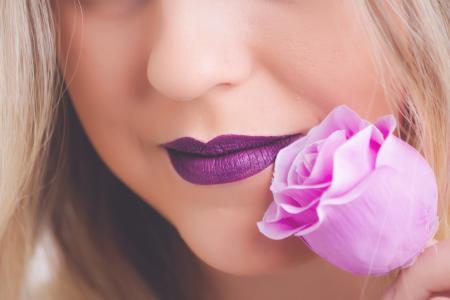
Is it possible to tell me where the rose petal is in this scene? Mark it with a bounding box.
[287,140,320,185]
[295,151,317,182]
[272,136,309,184]
[270,181,331,212]
[259,198,293,223]
[376,133,436,186]
[299,165,438,275]
[304,129,347,185]
[322,125,377,199]
[278,188,326,214]
[257,199,321,240]
[374,114,397,140]
[256,201,317,240]
[376,133,439,230]
[305,105,369,143]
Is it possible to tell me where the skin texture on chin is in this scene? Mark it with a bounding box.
[51,1,397,298]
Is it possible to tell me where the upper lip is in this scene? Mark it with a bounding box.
[160,133,305,156]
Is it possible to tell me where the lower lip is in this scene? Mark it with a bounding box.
[164,134,304,185]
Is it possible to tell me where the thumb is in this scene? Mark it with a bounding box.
[381,238,438,300]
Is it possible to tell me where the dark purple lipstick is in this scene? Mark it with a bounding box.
[161,133,305,185]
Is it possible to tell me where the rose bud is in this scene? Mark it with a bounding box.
[256,105,439,276]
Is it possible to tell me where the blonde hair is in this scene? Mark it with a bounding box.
[0,0,449,299]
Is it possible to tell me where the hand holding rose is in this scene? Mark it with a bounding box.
[381,238,450,300]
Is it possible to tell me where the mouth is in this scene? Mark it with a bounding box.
[160,133,305,185]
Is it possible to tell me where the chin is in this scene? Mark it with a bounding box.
[167,166,315,277]
[175,216,313,277]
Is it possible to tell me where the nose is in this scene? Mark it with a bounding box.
[146,3,253,102]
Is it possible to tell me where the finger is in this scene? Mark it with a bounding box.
[429,290,450,299]
[382,238,450,300]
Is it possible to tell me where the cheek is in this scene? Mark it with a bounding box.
[253,1,392,121]
[55,7,164,200]
[54,13,195,256]
[56,7,152,109]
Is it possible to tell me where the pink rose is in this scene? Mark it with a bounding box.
[256,105,439,276]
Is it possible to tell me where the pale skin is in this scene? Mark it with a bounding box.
[51,0,450,299]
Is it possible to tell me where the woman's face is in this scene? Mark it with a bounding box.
[53,0,395,276]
